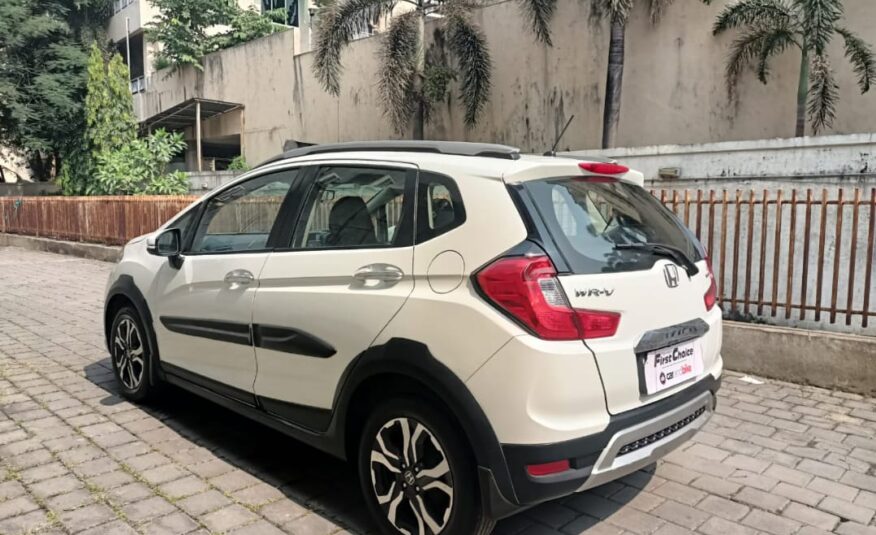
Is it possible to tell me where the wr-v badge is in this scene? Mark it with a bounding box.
[664,264,680,288]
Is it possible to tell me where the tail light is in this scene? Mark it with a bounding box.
[704,257,718,311]
[579,162,629,175]
[476,254,620,340]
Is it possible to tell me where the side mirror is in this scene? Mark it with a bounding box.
[147,228,184,268]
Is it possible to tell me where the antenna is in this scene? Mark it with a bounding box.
[544,115,575,156]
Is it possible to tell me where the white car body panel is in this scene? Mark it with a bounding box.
[150,252,268,391]
[559,259,722,414]
[252,246,415,409]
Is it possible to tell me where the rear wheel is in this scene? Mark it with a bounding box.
[358,398,495,535]
[109,307,155,402]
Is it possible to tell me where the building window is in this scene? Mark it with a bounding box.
[113,0,135,14]
[263,0,299,26]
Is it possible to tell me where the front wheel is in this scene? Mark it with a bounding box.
[109,306,156,402]
[358,398,495,535]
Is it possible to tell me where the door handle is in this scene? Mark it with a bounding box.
[224,269,254,286]
[353,264,404,283]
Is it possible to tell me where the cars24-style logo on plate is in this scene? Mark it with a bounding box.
[644,341,704,395]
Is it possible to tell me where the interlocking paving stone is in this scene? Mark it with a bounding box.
[2,246,876,534]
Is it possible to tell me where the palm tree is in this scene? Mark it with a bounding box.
[313,0,556,139]
[704,0,876,137]
[595,0,675,149]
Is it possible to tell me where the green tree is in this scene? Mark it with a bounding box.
[148,0,282,71]
[313,0,555,139]
[60,45,138,195]
[704,0,876,137]
[0,0,109,180]
[593,0,675,148]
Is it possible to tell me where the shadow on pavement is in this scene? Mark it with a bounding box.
[84,359,651,535]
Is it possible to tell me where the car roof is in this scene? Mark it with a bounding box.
[254,141,643,186]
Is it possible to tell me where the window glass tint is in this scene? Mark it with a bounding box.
[524,178,703,274]
[189,169,298,253]
[416,172,465,243]
[294,166,410,249]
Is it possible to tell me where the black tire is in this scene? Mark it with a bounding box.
[109,306,156,402]
[357,397,495,535]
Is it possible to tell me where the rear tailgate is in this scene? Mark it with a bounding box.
[514,171,722,415]
[558,261,721,414]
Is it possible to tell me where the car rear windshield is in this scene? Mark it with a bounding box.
[522,177,704,274]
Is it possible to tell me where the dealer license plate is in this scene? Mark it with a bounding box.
[642,340,704,395]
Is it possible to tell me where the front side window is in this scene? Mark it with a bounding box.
[293,166,411,249]
[524,178,703,274]
[189,169,298,253]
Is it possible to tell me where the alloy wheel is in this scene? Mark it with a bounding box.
[113,317,145,390]
[369,417,454,535]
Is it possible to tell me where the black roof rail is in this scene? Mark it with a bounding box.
[257,140,521,167]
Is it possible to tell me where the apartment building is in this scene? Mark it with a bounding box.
[108,0,314,171]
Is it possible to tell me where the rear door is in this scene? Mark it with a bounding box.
[521,177,721,414]
[251,162,416,428]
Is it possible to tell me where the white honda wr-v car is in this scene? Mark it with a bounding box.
[104,141,722,535]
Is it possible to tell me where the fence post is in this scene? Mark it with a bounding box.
[770,190,783,317]
[731,190,742,311]
[815,189,828,322]
[800,189,813,320]
[757,190,769,316]
[830,189,844,324]
[744,191,755,315]
[785,190,797,320]
[863,189,875,328]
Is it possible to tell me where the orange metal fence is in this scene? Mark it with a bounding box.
[653,188,876,328]
[1,190,874,328]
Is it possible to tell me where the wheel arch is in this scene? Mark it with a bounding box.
[104,275,162,385]
[332,338,519,508]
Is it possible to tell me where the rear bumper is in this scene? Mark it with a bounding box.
[487,374,720,513]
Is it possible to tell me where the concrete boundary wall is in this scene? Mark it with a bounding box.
[568,133,876,182]
[723,321,876,396]
[0,234,121,263]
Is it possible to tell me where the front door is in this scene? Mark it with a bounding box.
[150,168,301,400]
[251,163,416,428]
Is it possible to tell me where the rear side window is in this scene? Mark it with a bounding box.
[523,178,703,274]
[416,172,465,243]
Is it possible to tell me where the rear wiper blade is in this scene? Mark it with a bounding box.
[614,242,700,277]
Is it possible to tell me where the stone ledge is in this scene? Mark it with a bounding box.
[0,233,121,263]
[724,321,876,396]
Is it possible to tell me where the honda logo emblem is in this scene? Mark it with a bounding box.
[664,264,680,288]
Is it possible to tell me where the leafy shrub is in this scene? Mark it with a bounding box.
[94,129,189,195]
[227,155,250,171]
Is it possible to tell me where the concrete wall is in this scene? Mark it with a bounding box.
[0,183,60,196]
[142,0,876,163]
[570,134,876,182]
[187,170,243,192]
[724,322,876,396]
